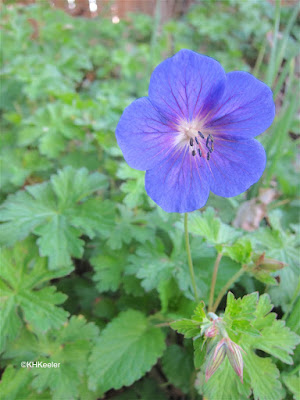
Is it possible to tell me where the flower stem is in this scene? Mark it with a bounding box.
[208,252,223,312]
[282,280,300,321]
[212,266,246,313]
[184,213,199,302]
[155,322,170,327]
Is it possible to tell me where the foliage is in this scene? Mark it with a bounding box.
[172,293,299,400]
[0,167,111,269]
[88,310,166,393]
[0,1,299,399]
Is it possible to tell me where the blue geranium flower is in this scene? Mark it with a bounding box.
[116,49,275,213]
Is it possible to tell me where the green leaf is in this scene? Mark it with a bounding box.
[90,249,125,293]
[187,208,241,245]
[3,316,100,400]
[282,369,300,400]
[287,296,300,335]
[0,167,111,269]
[126,241,174,292]
[247,294,300,364]
[158,278,179,314]
[224,292,260,336]
[0,365,52,400]
[126,236,227,302]
[194,293,299,400]
[170,319,201,339]
[117,162,147,208]
[30,316,99,400]
[106,206,154,250]
[34,216,84,269]
[88,310,166,392]
[244,352,282,400]
[200,358,250,400]
[192,244,242,304]
[161,344,194,394]
[170,302,206,339]
[71,198,115,239]
[202,351,285,400]
[192,301,206,322]
[0,241,70,350]
[113,378,167,400]
[194,337,206,369]
[0,132,51,194]
[18,103,87,158]
[250,210,300,311]
[50,167,107,206]
[222,238,252,264]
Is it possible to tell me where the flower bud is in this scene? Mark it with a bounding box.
[205,323,219,338]
[225,338,244,383]
[205,338,226,381]
[253,252,285,271]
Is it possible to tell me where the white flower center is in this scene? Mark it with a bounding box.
[174,119,214,160]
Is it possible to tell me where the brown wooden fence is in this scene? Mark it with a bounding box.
[6,0,195,21]
[5,0,297,22]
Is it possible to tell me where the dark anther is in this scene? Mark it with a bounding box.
[198,148,202,157]
[192,150,196,156]
[195,137,199,145]
[198,131,204,139]
[206,134,214,152]
[190,138,194,146]
[207,152,210,161]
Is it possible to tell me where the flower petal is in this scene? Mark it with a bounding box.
[205,71,275,139]
[115,97,177,170]
[145,147,210,213]
[208,138,266,197]
[149,49,226,123]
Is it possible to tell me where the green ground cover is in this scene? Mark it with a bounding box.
[0,1,299,399]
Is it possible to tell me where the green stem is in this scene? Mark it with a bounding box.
[253,40,266,77]
[266,0,281,86]
[212,266,246,313]
[184,213,199,302]
[208,252,223,312]
[155,322,170,327]
[282,280,300,321]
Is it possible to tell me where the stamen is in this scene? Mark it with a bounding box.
[206,134,214,153]
[198,131,204,139]
[207,152,210,161]
[190,138,194,146]
[195,137,199,145]
[198,148,202,157]
[192,150,196,156]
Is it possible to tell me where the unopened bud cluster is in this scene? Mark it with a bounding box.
[203,313,244,383]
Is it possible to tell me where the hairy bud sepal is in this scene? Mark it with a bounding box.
[253,252,286,272]
[205,336,244,382]
[205,338,226,381]
[225,338,244,383]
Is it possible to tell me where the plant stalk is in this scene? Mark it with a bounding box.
[208,252,223,312]
[212,266,246,313]
[184,213,199,302]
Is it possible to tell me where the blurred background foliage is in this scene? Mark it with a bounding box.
[0,0,299,399]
